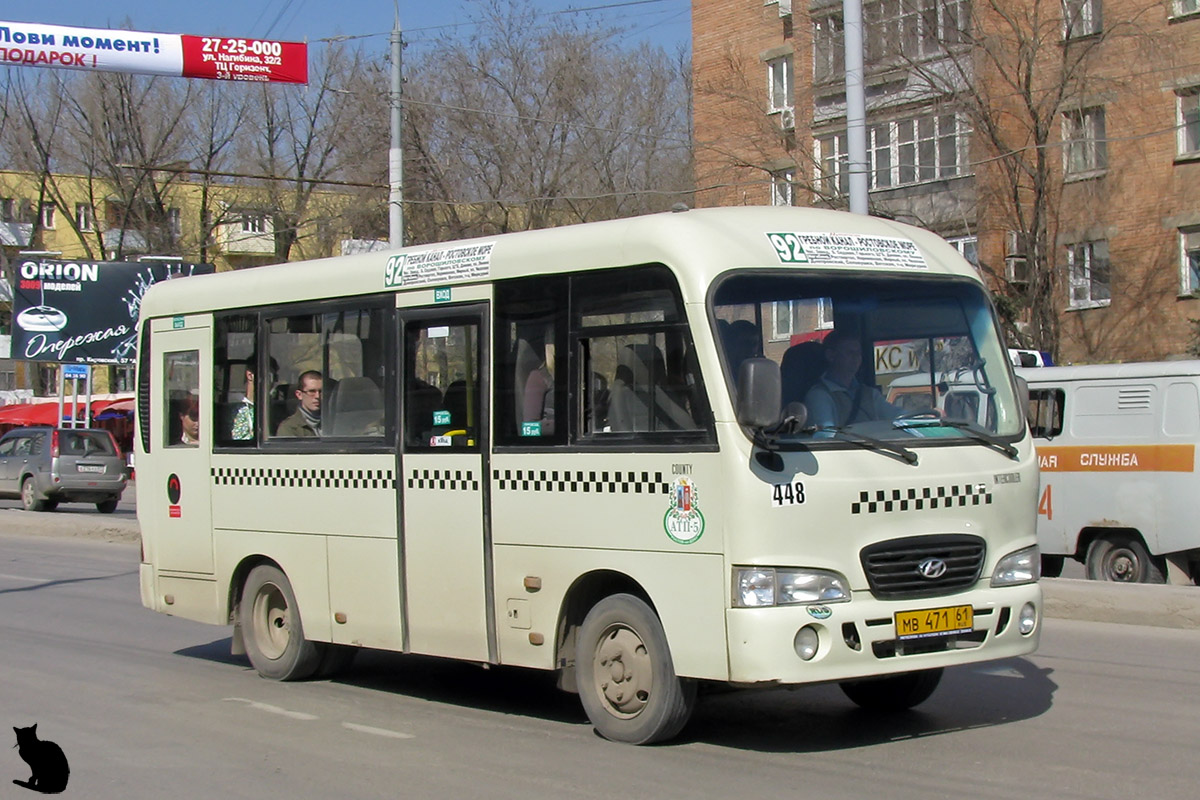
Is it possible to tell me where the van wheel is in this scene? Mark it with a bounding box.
[96,499,119,514]
[575,594,696,744]
[840,668,943,711]
[1086,534,1165,584]
[1040,555,1064,578]
[21,478,46,512]
[241,565,322,680]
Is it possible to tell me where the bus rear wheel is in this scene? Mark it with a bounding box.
[840,668,943,711]
[1086,534,1165,584]
[241,565,322,681]
[575,593,696,745]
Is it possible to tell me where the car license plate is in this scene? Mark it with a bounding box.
[76,464,105,473]
[894,605,973,640]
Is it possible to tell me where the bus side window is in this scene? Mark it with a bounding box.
[494,276,568,446]
[214,313,258,446]
[163,350,200,447]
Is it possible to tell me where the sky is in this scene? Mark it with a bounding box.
[1,0,691,55]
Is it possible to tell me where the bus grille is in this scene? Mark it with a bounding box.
[860,534,985,599]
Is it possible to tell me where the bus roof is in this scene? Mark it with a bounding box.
[1017,360,1200,383]
[139,206,983,319]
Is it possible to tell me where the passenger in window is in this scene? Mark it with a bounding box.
[231,356,278,441]
[522,340,555,435]
[804,330,904,429]
[179,396,200,446]
[275,371,323,437]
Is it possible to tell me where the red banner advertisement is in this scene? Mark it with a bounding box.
[0,20,307,85]
[180,35,307,84]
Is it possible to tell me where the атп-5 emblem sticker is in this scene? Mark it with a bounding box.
[664,477,705,545]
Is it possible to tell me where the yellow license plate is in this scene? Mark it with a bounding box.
[894,605,973,640]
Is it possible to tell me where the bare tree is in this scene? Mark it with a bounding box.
[402,0,692,241]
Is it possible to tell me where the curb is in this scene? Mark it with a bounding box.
[1041,578,1200,629]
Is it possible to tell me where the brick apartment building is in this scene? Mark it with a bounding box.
[692,0,1200,363]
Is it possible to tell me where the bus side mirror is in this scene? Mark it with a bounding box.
[1015,375,1031,426]
[737,358,781,428]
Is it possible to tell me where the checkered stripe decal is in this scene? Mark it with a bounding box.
[212,467,395,489]
[851,483,992,514]
[408,469,479,491]
[492,469,668,495]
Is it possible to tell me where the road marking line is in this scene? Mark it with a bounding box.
[341,722,414,739]
[222,697,318,720]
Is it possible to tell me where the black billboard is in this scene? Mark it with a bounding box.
[12,259,215,364]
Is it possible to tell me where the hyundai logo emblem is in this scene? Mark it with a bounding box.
[917,558,948,579]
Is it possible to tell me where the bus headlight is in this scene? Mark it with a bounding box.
[991,545,1040,586]
[733,567,851,608]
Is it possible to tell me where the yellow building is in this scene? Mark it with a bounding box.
[0,169,381,394]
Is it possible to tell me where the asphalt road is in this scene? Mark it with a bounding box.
[1,531,1198,800]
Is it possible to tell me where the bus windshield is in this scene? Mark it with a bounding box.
[712,271,1025,443]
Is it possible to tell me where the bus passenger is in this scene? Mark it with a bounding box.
[178,395,200,446]
[804,329,903,429]
[231,356,278,441]
[275,371,323,437]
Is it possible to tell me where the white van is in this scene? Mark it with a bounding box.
[1017,361,1200,584]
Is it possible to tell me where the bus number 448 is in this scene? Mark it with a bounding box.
[772,481,805,507]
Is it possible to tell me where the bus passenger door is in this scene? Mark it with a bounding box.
[146,319,214,574]
[399,307,493,662]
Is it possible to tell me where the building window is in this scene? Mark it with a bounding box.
[816,132,849,196]
[1,198,15,222]
[1063,107,1107,176]
[947,235,979,268]
[818,112,970,192]
[771,298,832,340]
[813,15,844,83]
[771,169,796,206]
[1006,231,1032,284]
[1174,0,1200,16]
[1063,0,1102,38]
[39,203,56,229]
[1181,228,1200,294]
[864,0,970,62]
[767,55,793,113]
[168,207,182,238]
[1066,240,1111,308]
[1178,90,1200,156]
[242,213,268,234]
[75,203,94,232]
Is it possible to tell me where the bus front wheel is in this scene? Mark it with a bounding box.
[575,593,696,745]
[241,565,322,681]
[840,668,943,711]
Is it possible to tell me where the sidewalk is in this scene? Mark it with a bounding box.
[1042,578,1200,629]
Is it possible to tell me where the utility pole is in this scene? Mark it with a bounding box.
[389,14,405,248]
[843,0,868,215]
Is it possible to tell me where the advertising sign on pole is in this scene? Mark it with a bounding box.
[12,259,215,364]
[0,20,307,84]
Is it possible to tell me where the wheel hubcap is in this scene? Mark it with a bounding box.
[252,583,291,660]
[1106,548,1138,581]
[593,624,652,718]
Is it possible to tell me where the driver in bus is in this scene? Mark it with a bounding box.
[805,329,904,430]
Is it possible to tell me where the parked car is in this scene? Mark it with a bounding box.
[0,427,127,513]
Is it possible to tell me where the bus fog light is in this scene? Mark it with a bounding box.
[793,625,820,660]
[1018,602,1037,635]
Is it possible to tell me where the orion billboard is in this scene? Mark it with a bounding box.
[12,259,214,364]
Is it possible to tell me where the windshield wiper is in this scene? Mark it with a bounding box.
[824,426,919,465]
[895,416,1019,460]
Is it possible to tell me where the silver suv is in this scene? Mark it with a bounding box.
[0,427,128,513]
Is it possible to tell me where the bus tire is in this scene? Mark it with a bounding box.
[1085,534,1165,584]
[1040,555,1064,578]
[575,593,696,744]
[241,565,322,681]
[840,668,943,711]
